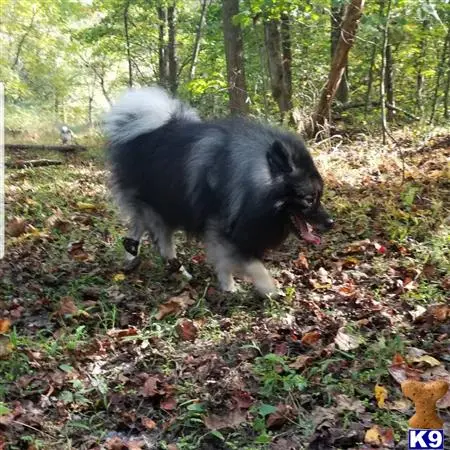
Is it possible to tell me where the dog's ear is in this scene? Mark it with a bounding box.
[267,140,293,174]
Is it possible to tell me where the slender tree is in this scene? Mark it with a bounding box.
[380,0,392,144]
[188,0,209,80]
[167,3,178,93]
[124,0,133,87]
[331,0,349,103]
[222,0,249,114]
[308,0,365,137]
[157,4,168,86]
[264,19,292,122]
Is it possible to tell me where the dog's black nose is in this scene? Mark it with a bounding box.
[324,217,334,229]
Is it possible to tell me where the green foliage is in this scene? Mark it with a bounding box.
[253,353,308,398]
[2,0,449,134]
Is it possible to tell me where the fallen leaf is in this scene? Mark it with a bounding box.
[0,319,11,334]
[301,330,321,346]
[55,296,78,316]
[155,293,194,320]
[67,241,90,261]
[364,425,394,447]
[375,384,388,408]
[388,354,423,384]
[289,355,313,370]
[428,304,449,322]
[293,252,309,270]
[141,376,162,398]
[167,445,179,450]
[334,327,361,351]
[176,319,198,342]
[204,408,247,430]
[266,404,294,429]
[408,354,441,367]
[46,214,72,233]
[141,417,157,430]
[231,391,254,409]
[160,396,177,411]
[107,327,138,338]
[0,336,12,359]
[105,436,130,450]
[6,217,27,237]
[76,202,98,212]
[112,273,126,282]
[335,394,366,414]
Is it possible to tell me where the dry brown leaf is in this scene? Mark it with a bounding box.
[364,425,394,447]
[141,376,162,398]
[388,360,423,384]
[204,408,247,430]
[293,252,309,270]
[289,355,313,370]
[167,445,179,450]
[266,404,294,429]
[334,327,361,351]
[6,217,27,237]
[141,417,157,430]
[176,319,198,342]
[46,214,72,233]
[301,330,321,346]
[55,296,79,316]
[231,391,254,409]
[160,396,177,411]
[67,241,90,261]
[155,293,194,320]
[107,327,138,338]
[428,304,449,322]
[0,319,11,334]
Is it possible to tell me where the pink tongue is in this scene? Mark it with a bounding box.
[298,220,321,245]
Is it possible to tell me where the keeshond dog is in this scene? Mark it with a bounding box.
[104,86,334,296]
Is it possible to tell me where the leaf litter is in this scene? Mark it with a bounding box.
[0,137,449,448]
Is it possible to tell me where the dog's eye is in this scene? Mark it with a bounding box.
[301,196,314,208]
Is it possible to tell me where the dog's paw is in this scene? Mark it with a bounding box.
[123,256,142,273]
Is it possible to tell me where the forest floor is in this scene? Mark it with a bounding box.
[1,131,449,450]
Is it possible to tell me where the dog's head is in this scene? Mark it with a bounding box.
[267,137,334,245]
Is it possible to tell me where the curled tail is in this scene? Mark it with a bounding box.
[104,86,200,146]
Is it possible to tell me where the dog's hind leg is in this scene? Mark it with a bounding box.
[205,232,237,292]
[143,207,176,261]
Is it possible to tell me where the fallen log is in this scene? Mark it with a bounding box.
[6,159,63,169]
[5,143,87,153]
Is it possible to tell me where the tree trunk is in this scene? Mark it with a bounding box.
[415,20,428,114]
[222,0,249,114]
[444,67,450,119]
[188,0,209,80]
[380,0,392,144]
[280,13,293,116]
[307,0,364,137]
[167,3,178,94]
[124,0,133,88]
[157,5,168,86]
[364,43,377,115]
[11,7,38,70]
[429,26,450,124]
[331,0,349,103]
[385,37,395,122]
[264,19,291,122]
